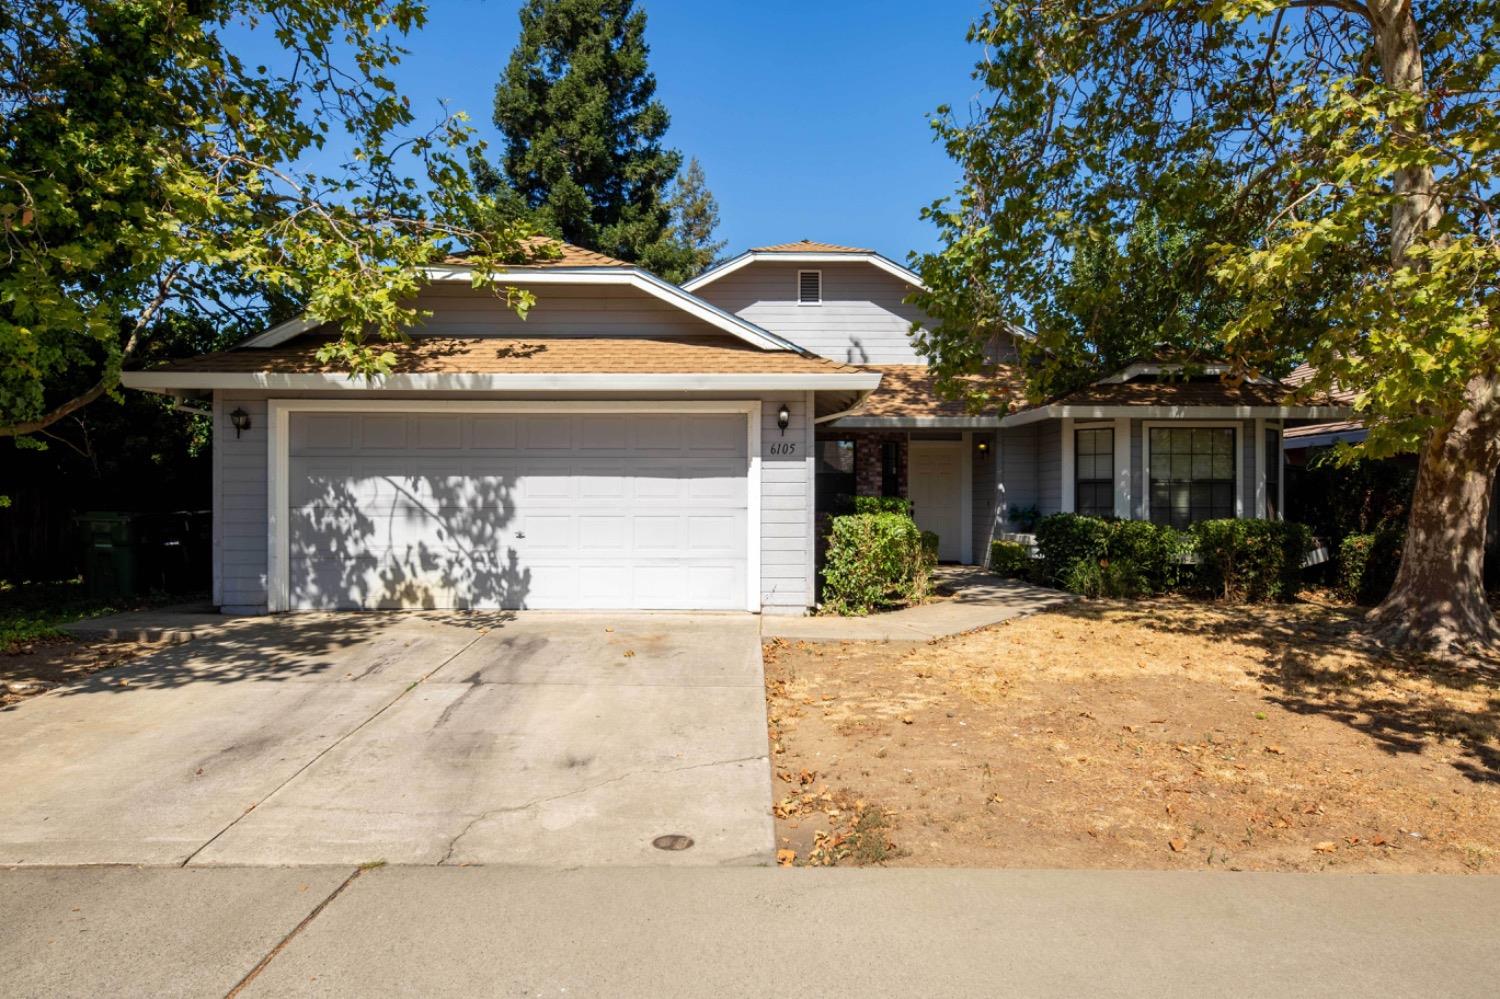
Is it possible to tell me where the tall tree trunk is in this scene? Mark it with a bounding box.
[1363,1,1500,654]
[1368,374,1500,654]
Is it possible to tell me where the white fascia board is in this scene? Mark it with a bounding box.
[999,404,1352,427]
[825,415,1003,429]
[121,370,882,393]
[1282,427,1369,450]
[422,265,799,352]
[241,314,323,349]
[683,252,926,292]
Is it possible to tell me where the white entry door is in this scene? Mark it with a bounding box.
[908,441,964,562]
[285,410,749,610]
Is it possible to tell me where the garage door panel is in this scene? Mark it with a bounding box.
[467,416,519,450]
[287,411,749,610]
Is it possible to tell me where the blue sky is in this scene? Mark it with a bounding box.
[298,1,989,263]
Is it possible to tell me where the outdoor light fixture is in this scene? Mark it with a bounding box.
[230,407,251,439]
[776,403,790,435]
[976,439,990,457]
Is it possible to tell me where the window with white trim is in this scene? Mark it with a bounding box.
[1149,427,1236,528]
[1074,427,1114,518]
[798,270,821,305]
[1265,426,1282,519]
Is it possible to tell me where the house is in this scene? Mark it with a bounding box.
[1280,363,1499,568]
[122,238,1347,615]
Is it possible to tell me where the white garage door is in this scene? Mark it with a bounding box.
[286,410,749,610]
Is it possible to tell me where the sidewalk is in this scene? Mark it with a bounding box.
[4,866,1496,997]
[763,565,1073,642]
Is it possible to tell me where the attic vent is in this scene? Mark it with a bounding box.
[798,270,821,305]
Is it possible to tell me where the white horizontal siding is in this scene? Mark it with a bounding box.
[397,283,725,339]
[695,261,930,364]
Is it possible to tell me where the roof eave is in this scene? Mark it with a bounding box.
[998,404,1354,427]
[683,250,926,292]
[121,371,882,393]
[826,415,1003,429]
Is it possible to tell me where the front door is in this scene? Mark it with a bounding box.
[908,441,964,562]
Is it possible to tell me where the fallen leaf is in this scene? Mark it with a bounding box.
[1168,839,1186,853]
[901,715,914,725]
[1313,841,1337,853]
[622,650,635,658]
[776,849,796,867]
[1264,745,1285,755]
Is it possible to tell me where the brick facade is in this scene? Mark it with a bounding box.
[843,430,908,498]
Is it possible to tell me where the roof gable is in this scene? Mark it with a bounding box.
[682,242,924,293]
[242,240,799,353]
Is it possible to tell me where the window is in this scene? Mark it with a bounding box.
[881,440,901,497]
[814,439,855,514]
[1265,426,1282,519]
[1148,426,1236,528]
[798,270,821,305]
[1074,427,1114,517]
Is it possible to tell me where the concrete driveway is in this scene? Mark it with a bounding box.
[0,612,773,867]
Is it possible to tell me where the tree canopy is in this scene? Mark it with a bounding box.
[0,0,529,440]
[474,0,719,283]
[913,1,1500,652]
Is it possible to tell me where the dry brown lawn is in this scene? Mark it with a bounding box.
[764,596,1500,872]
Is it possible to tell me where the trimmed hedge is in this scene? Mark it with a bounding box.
[1033,513,1191,596]
[988,539,1032,578]
[1191,519,1313,603]
[1029,513,1311,603]
[1337,528,1405,604]
[851,496,913,515]
[821,511,936,615]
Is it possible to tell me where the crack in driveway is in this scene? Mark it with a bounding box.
[180,629,490,867]
[438,754,767,865]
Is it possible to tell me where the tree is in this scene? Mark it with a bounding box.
[913,1,1500,655]
[667,157,727,276]
[0,1,530,441]
[477,0,718,283]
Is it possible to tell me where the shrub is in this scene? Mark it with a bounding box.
[1191,519,1312,602]
[1034,513,1111,586]
[1034,513,1193,595]
[851,496,914,516]
[821,512,936,615]
[988,539,1032,578]
[1106,519,1196,593]
[1338,528,1405,605]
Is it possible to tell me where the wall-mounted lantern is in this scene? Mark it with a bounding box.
[976,438,990,457]
[230,407,252,439]
[776,403,790,436]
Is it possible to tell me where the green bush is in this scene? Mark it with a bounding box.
[1191,519,1312,603]
[1034,513,1193,595]
[821,512,936,615]
[1106,519,1197,593]
[851,496,914,516]
[988,539,1032,578]
[1034,513,1111,586]
[1338,528,1405,605]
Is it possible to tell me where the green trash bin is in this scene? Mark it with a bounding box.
[76,512,141,599]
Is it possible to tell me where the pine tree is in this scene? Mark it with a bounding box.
[667,157,726,276]
[478,0,718,282]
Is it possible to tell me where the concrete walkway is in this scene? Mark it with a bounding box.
[763,565,1073,642]
[3,865,1496,998]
